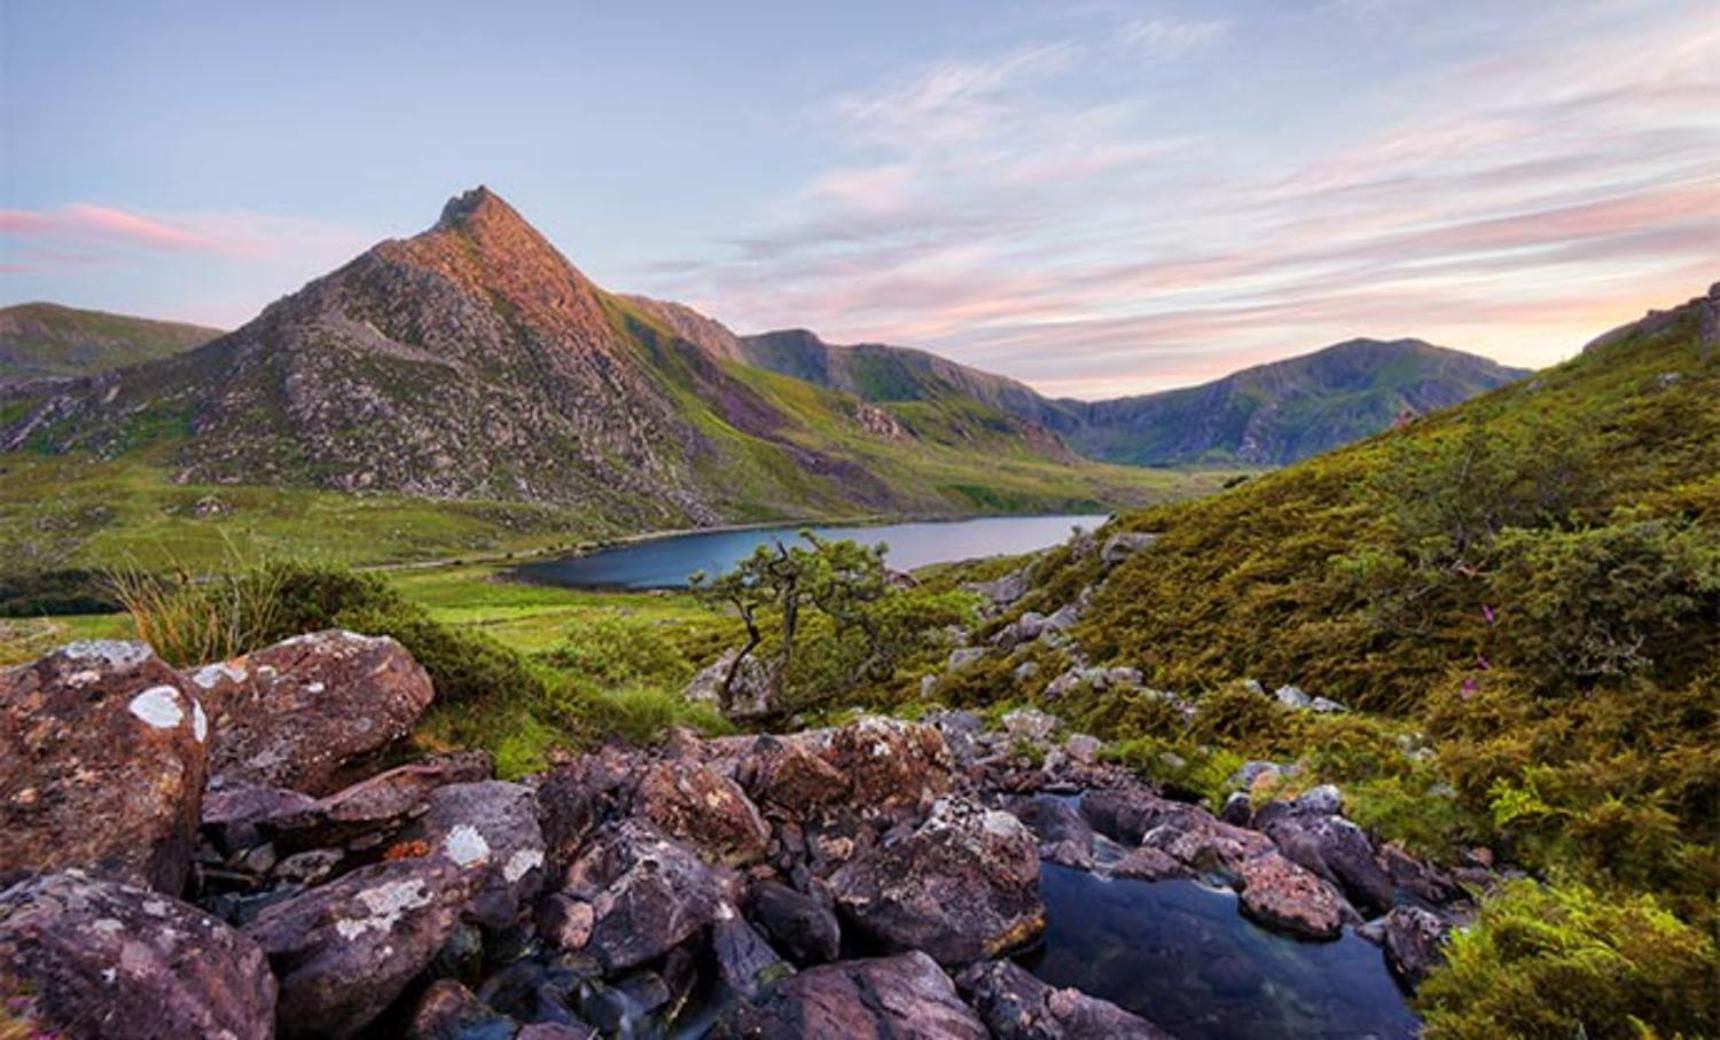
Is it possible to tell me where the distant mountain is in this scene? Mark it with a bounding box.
[0,303,221,383]
[1,188,1172,532]
[1054,338,1531,466]
[723,328,1528,467]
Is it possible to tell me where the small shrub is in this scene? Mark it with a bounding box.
[1418,878,1719,1040]
[107,556,287,667]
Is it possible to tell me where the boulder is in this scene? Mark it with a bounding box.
[407,978,518,1040]
[0,871,276,1040]
[1381,904,1452,985]
[1108,845,1190,882]
[946,647,987,670]
[965,569,1030,611]
[1099,531,1157,570]
[958,959,1172,1039]
[1257,805,1393,916]
[403,779,546,931]
[823,716,954,814]
[744,879,841,966]
[712,902,793,998]
[736,733,852,817]
[192,630,434,795]
[1001,708,1059,745]
[711,952,989,1040]
[830,797,1044,965]
[545,819,726,972]
[1273,685,1311,710]
[682,648,778,720]
[244,846,483,1039]
[1235,852,1347,940]
[633,758,770,866]
[0,640,207,893]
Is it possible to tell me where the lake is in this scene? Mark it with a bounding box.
[512,514,1109,590]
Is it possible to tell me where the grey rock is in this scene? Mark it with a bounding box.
[710,951,988,1040]
[958,958,1173,1039]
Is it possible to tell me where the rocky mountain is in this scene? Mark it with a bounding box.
[720,328,1528,467]
[0,188,1167,532]
[0,302,221,384]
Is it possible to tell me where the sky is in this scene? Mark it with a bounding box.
[2,1,1716,397]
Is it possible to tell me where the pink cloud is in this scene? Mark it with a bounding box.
[1,203,226,254]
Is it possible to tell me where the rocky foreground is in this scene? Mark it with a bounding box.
[0,630,1482,1039]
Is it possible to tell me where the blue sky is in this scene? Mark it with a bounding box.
[3,0,1716,395]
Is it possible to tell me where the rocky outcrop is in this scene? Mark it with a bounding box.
[401,779,546,932]
[0,640,208,893]
[743,879,841,966]
[710,952,990,1040]
[958,959,1173,1040]
[830,797,1044,965]
[1256,793,1393,916]
[0,871,276,1040]
[193,630,434,795]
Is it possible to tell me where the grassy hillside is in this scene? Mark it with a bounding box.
[918,287,1718,1035]
[0,302,221,382]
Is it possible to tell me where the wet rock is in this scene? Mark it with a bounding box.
[1257,805,1393,916]
[0,640,207,893]
[744,879,841,966]
[1235,852,1346,940]
[244,846,482,1039]
[1109,845,1190,882]
[1079,786,1180,845]
[712,901,793,998]
[682,648,778,720]
[1099,531,1157,570]
[634,758,770,866]
[403,779,546,931]
[548,819,725,972]
[711,951,988,1040]
[1378,842,1462,906]
[0,871,276,1040]
[1382,905,1451,985]
[958,959,1172,1039]
[830,796,1044,965]
[407,978,518,1040]
[193,630,434,796]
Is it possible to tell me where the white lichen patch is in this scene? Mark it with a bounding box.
[335,879,431,941]
[192,700,209,743]
[128,685,184,730]
[67,669,102,686]
[64,640,154,668]
[305,681,326,694]
[503,848,543,883]
[443,825,491,867]
[190,662,247,689]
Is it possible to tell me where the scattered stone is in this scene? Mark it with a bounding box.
[1109,845,1190,882]
[1381,905,1453,985]
[548,819,725,972]
[712,901,792,998]
[1063,733,1101,766]
[0,641,207,893]
[711,951,989,1040]
[946,647,987,670]
[965,569,1031,611]
[830,796,1044,965]
[1273,685,1311,710]
[403,779,546,931]
[1219,792,1253,826]
[1295,784,1343,816]
[244,851,481,1039]
[0,871,276,1040]
[1001,708,1059,744]
[407,978,518,1040]
[958,958,1173,1039]
[634,758,770,866]
[195,630,434,795]
[744,879,841,966]
[1099,531,1157,570]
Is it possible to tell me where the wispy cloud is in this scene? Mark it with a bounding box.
[643,2,1720,397]
[1,203,367,266]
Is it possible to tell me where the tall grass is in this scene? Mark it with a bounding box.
[106,551,287,667]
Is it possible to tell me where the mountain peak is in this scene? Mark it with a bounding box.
[435,185,524,233]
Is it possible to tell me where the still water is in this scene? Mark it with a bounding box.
[513,514,1109,589]
[1024,864,1420,1039]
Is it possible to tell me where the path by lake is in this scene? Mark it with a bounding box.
[511,514,1109,589]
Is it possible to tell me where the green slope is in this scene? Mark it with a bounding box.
[0,302,222,382]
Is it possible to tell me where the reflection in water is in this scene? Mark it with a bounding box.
[1024,865,1420,1040]
[512,514,1109,590]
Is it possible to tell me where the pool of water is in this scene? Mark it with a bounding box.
[1023,864,1419,1040]
[512,514,1109,589]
